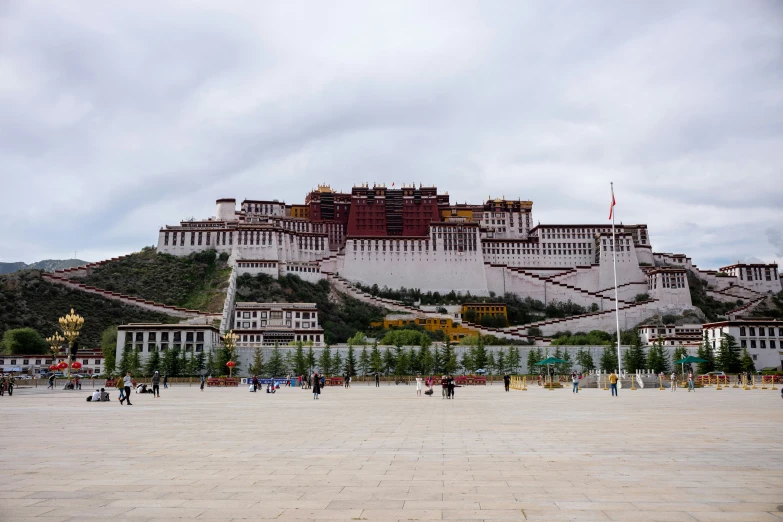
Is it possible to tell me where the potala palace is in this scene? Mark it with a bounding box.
[152,184,781,342]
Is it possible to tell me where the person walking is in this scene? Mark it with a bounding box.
[415,374,422,397]
[151,371,161,398]
[503,373,510,392]
[670,372,677,391]
[163,374,168,389]
[313,372,321,400]
[375,372,380,387]
[119,372,133,405]
[252,375,259,392]
[687,370,695,392]
[447,375,455,399]
[441,375,448,399]
[571,371,579,394]
[609,371,618,397]
[200,374,206,391]
[47,374,55,390]
[116,375,125,402]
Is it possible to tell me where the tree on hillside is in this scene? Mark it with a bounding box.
[740,348,755,373]
[347,331,365,347]
[717,334,741,373]
[358,347,370,376]
[100,326,117,376]
[696,333,715,374]
[600,346,618,372]
[249,346,265,376]
[1,328,49,354]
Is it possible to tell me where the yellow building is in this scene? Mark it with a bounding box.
[371,314,479,342]
[460,303,508,321]
[289,204,310,219]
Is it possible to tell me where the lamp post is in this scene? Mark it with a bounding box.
[46,332,65,365]
[223,330,238,378]
[58,309,84,380]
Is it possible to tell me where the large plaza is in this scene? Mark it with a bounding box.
[1,382,782,521]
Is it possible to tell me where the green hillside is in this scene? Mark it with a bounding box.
[235,273,386,344]
[81,248,231,313]
[0,270,179,348]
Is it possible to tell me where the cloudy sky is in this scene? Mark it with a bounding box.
[1,1,781,268]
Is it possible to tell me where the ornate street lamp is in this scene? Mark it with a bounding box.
[46,332,65,362]
[223,330,238,377]
[58,309,84,380]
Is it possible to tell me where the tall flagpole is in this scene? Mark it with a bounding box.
[610,182,622,374]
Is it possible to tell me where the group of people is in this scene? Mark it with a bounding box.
[88,388,110,401]
[0,374,14,396]
[441,375,458,399]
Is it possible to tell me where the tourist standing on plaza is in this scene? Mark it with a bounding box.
[375,372,380,387]
[670,371,677,391]
[163,374,168,389]
[447,375,455,399]
[416,374,422,397]
[152,371,161,398]
[252,375,259,392]
[503,373,510,392]
[609,371,618,397]
[571,372,579,394]
[200,374,206,391]
[120,372,133,405]
[313,372,321,400]
[687,370,695,392]
[441,375,448,398]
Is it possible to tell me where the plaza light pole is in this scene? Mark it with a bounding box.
[58,309,84,380]
[46,332,65,366]
[223,330,238,378]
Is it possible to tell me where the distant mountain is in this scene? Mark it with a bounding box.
[0,259,88,275]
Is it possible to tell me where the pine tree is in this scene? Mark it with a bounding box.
[370,343,383,374]
[496,348,506,373]
[118,344,132,376]
[672,346,688,368]
[284,351,295,376]
[382,347,396,375]
[486,351,496,377]
[527,347,542,374]
[193,351,206,375]
[129,346,142,376]
[717,334,741,373]
[432,345,442,374]
[100,326,117,376]
[144,347,161,376]
[249,346,265,376]
[267,345,285,377]
[646,339,670,374]
[622,329,646,372]
[179,348,188,376]
[306,346,316,375]
[318,345,332,375]
[559,348,572,374]
[294,344,307,376]
[600,346,618,372]
[459,350,473,374]
[419,345,433,375]
[508,346,520,373]
[697,333,715,374]
[740,348,755,373]
[206,351,215,378]
[345,346,357,376]
[473,337,487,370]
[359,347,370,376]
[333,350,343,376]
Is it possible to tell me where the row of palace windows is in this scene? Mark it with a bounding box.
[127,331,205,342]
[739,327,783,337]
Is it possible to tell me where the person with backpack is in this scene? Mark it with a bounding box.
[151,371,161,398]
[503,373,510,392]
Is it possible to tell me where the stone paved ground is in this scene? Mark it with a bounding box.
[1,381,782,521]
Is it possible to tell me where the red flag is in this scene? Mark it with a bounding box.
[391,182,395,187]
[608,190,616,220]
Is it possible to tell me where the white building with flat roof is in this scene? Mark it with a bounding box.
[116,323,222,364]
[702,319,783,370]
[233,302,324,348]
